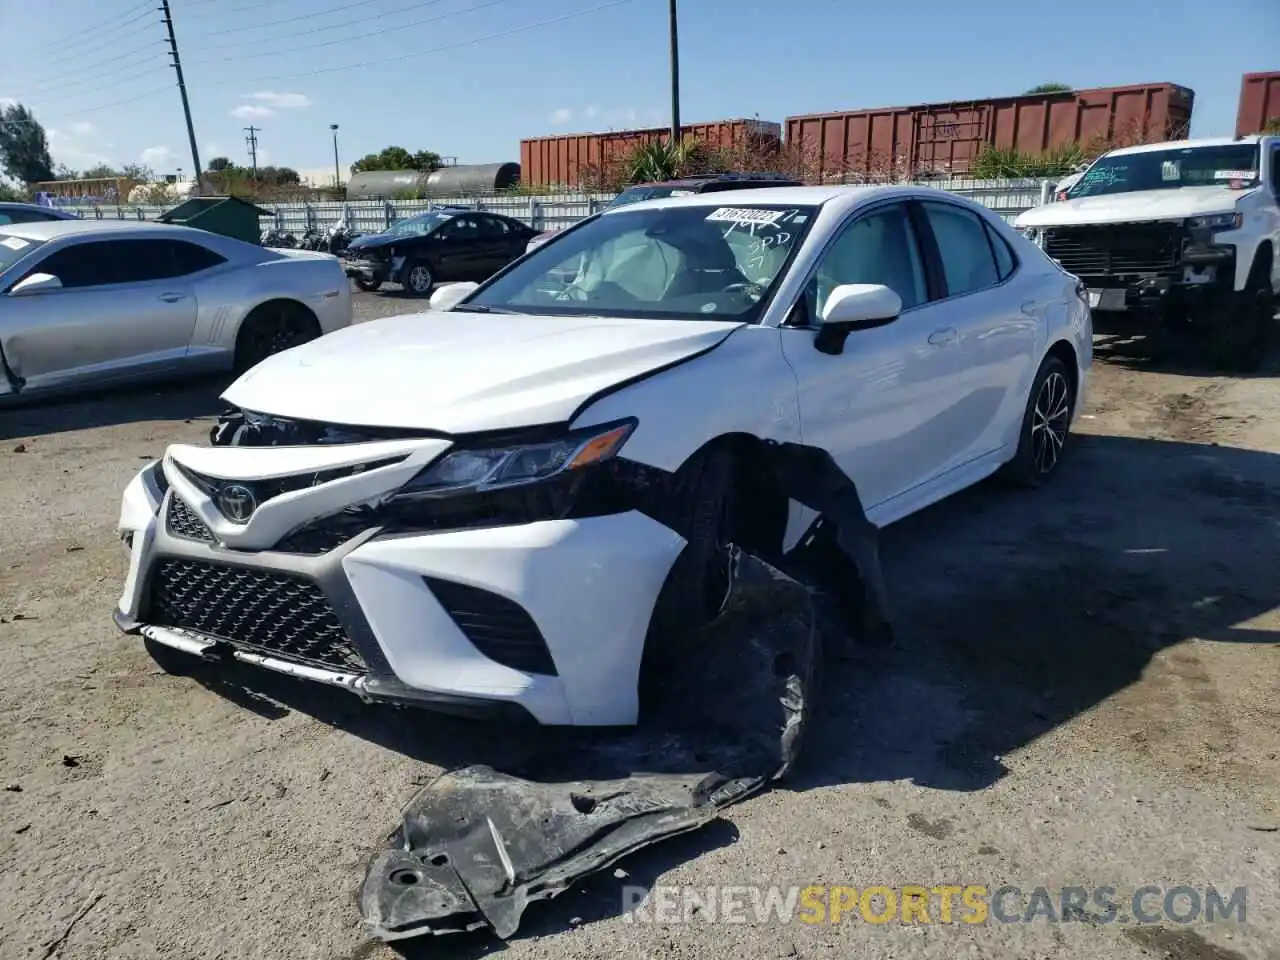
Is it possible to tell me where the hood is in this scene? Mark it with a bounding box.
[1015,186,1250,228]
[223,311,744,433]
[348,231,399,251]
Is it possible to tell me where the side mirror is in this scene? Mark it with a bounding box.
[429,282,479,312]
[815,283,902,355]
[9,272,63,296]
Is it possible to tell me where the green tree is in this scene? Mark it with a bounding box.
[350,146,442,174]
[1025,82,1073,94]
[0,103,56,183]
[1262,117,1280,135]
[0,181,23,201]
[207,156,234,172]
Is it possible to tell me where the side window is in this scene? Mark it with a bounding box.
[170,240,227,275]
[478,215,511,237]
[0,213,11,225]
[440,216,480,240]
[804,203,926,321]
[921,202,1000,296]
[983,221,1017,281]
[30,240,178,289]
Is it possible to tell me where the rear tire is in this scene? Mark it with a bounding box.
[1004,354,1075,488]
[233,301,321,374]
[354,277,382,292]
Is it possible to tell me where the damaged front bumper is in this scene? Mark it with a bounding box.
[115,456,687,727]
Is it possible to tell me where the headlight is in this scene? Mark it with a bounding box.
[1186,213,1242,231]
[393,419,636,500]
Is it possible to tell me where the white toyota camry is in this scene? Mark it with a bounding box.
[115,185,1091,727]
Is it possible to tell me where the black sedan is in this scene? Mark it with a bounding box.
[342,209,537,296]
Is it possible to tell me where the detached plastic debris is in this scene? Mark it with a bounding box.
[359,551,830,942]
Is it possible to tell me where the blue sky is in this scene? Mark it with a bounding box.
[1,0,1276,184]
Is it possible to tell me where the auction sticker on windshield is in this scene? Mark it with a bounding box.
[706,208,785,226]
[1213,170,1255,181]
[1,236,30,251]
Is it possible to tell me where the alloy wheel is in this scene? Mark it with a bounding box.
[407,265,433,294]
[1031,371,1071,476]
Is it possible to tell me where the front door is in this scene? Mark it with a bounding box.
[778,201,971,512]
[1,238,197,393]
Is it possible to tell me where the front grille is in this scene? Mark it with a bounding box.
[147,559,365,673]
[166,496,214,543]
[424,577,558,676]
[1044,223,1183,277]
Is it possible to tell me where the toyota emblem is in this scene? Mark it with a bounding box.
[217,483,258,524]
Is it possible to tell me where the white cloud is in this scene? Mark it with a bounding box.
[0,96,15,108]
[549,107,572,125]
[583,105,599,120]
[69,121,96,136]
[141,146,177,169]
[231,104,274,120]
[245,91,311,109]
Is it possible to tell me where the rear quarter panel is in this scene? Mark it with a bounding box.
[190,254,352,355]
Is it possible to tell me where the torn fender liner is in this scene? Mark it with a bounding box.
[359,551,825,942]
[764,441,895,646]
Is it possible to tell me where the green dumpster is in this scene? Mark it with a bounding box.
[158,195,274,245]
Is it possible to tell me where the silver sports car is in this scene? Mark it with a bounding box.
[0,219,353,402]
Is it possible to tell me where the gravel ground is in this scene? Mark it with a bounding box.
[1,295,1278,960]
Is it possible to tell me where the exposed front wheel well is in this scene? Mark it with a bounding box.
[676,433,791,561]
[1246,241,1273,291]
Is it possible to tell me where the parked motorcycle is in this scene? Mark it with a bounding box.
[298,226,327,251]
[260,227,297,248]
[325,216,360,256]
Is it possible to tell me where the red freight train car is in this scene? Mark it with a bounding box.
[520,119,782,187]
[785,82,1194,180]
[1236,71,1280,136]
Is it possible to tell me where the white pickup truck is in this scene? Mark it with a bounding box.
[1016,135,1280,371]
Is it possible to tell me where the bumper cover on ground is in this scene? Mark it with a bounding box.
[358,551,828,941]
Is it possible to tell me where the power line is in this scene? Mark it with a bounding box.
[21,42,168,93]
[19,19,161,72]
[20,3,157,60]
[182,0,288,17]
[55,87,171,119]
[211,0,634,84]
[26,64,171,104]
[190,0,450,54]
[193,0,401,38]
[189,0,511,64]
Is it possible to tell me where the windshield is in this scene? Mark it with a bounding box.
[607,185,696,209]
[385,211,454,237]
[462,203,817,322]
[1067,144,1261,199]
[0,233,44,277]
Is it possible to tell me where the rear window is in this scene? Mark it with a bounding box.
[0,233,45,276]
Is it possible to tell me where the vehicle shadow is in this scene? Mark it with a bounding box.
[1091,312,1280,377]
[178,431,1280,955]
[0,375,227,442]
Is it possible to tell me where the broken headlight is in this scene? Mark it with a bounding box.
[393,420,636,500]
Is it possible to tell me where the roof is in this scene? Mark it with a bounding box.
[0,218,205,242]
[1107,135,1269,157]
[637,173,802,188]
[0,202,80,218]
[603,184,890,213]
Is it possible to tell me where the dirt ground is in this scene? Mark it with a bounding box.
[1,296,1278,960]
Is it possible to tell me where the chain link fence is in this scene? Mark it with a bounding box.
[61,178,1056,237]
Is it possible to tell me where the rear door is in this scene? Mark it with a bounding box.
[0,237,198,393]
[476,215,528,275]
[914,200,1037,469]
[430,215,488,281]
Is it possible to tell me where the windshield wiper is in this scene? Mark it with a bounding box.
[451,304,525,314]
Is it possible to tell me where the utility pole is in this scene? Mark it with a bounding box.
[668,0,681,143]
[244,125,260,179]
[330,124,341,188]
[160,0,203,194]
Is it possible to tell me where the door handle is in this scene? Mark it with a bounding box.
[159,292,186,303]
[927,327,958,346]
